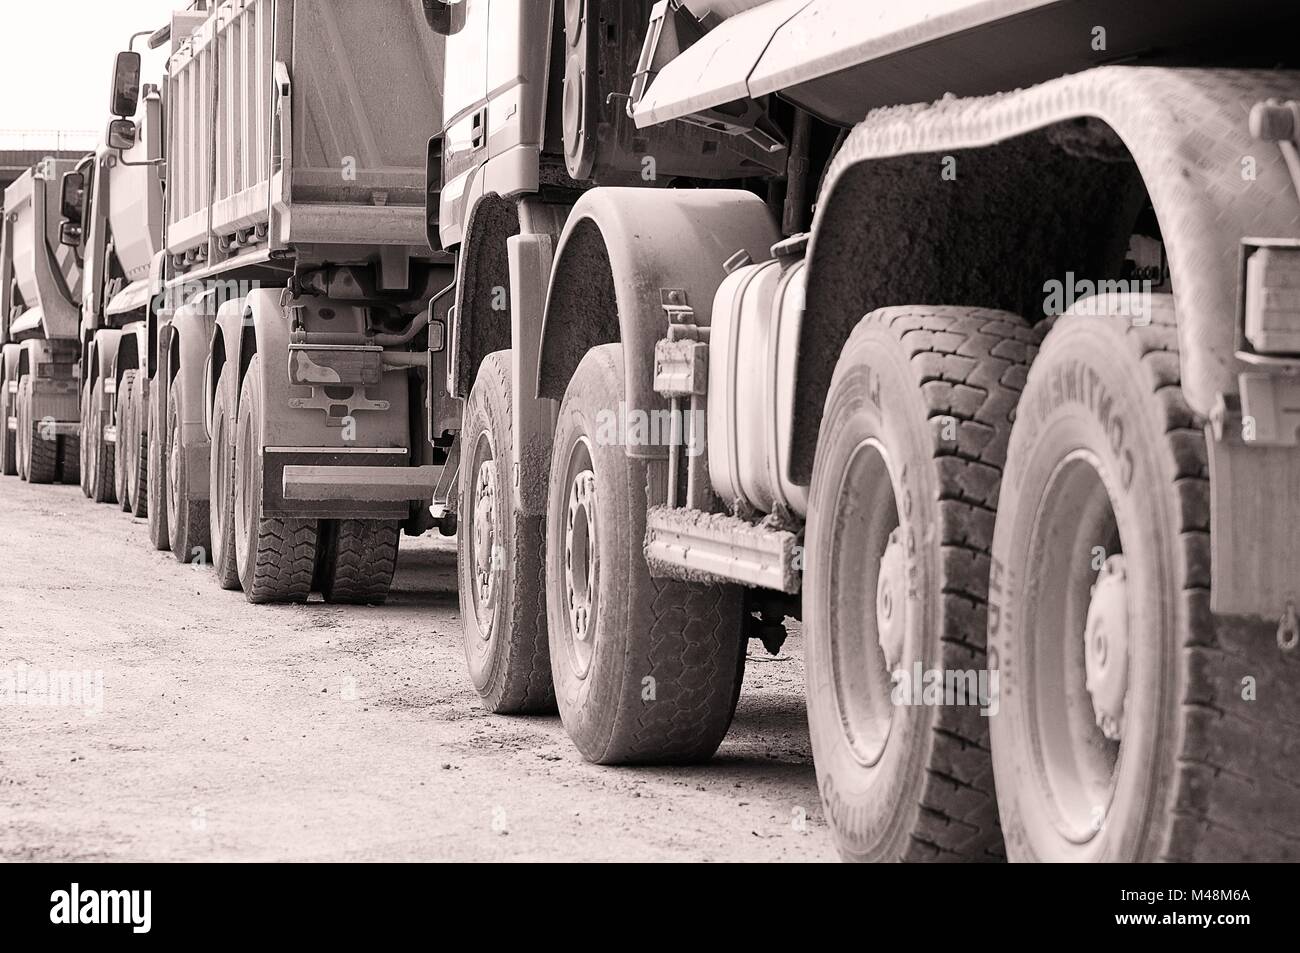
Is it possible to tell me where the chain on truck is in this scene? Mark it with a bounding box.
[423,0,1300,862]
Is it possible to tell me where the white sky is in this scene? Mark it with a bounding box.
[0,0,182,144]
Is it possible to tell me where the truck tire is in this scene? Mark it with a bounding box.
[87,378,116,504]
[146,384,170,550]
[458,351,555,713]
[14,378,30,482]
[59,432,80,487]
[166,378,208,563]
[988,293,1299,861]
[128,372,148,518]
[18,380,58,485]
[545,344,746,764]
[805,306,1037,862]
[0,379,17,477]
[233,355,317,604]
[316,519,401,605]
[116,370,137,512]
[208,368,241,590]
[78,380,92,496]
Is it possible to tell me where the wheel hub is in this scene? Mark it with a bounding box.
[472,460,498,612]
[1084,554,1130,741]
[564,468,598,673]
[876,528,907,673]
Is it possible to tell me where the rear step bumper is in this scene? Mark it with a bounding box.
[267,446,439,520]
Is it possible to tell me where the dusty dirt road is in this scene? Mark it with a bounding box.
[0,477,835,862]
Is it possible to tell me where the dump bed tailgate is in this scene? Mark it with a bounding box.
[167,0,444,260]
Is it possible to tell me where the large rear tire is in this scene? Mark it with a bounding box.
[233,355,317,604]
[14,377,30,482]
[128,371,149,518]
[146,383,170,549]
[165,378,209,563]
[988,294,1300,861]
[116,370,137,512]
[17,379,58,485]
[208,368,241,590]
[87,377,116,504]
[78,380,92,496]
[316,519,401,605]
[545,344,746,764]
[805,306,1037,862]
[458,351,555,713]
[0,377,17,477]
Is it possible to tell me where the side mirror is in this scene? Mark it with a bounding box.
[107,118,138,152]
[110,51,142,118]
[59,222,83,248]
[60,172,86,224]
[422,0,467,35]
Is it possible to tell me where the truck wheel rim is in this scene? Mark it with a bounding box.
[470,436,499,627]
[826,439,898,768]
[1024,452,1124,843]
[563,439,599,679]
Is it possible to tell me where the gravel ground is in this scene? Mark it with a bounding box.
[0,476,835,862]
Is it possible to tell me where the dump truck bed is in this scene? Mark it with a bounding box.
[166,0,444,268]
[1,160,82,342]
[636,0,1300,127]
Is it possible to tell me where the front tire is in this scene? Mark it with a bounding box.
[233,355,317,603]
[805,306,1036,862]
[458,351,555,714]
[545,344,746,765]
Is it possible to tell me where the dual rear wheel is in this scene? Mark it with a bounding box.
[806,295,1296,862]
[209,356,401,605]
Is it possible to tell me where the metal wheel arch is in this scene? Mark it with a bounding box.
[794,65,1300,483]
[535,187,781,457]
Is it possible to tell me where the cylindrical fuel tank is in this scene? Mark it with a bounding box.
[708,255,809,518]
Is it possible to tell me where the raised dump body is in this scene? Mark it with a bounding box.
[165,0,443,273]
[1,160,82,343]
[0,159,86,483]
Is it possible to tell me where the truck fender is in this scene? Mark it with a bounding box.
[536,188,780,458]
[161,299,216,448]
[110,321,148,398]
[794,65,1300,483]
[1,343,20,384]
[90,330,124,394]
[237,289,412,452]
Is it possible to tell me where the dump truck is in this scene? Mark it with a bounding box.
[102,0,451,604]
[427,0,1300,861]
[57,75,167,517]
[1,159,85,486]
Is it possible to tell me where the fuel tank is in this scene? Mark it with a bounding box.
[708,250,809,518]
